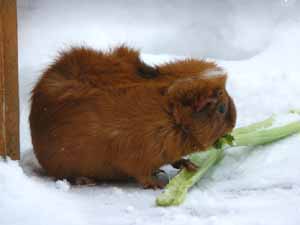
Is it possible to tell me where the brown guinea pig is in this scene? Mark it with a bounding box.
[29,45,236,188]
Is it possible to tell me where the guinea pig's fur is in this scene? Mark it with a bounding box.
[30,45,236,188]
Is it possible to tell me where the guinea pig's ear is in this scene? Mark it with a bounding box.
[167,72,226,98]
[166,73,227,114]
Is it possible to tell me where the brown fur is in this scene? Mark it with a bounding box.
[29,45,236,188]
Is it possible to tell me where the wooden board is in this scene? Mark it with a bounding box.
[0,0,20,160]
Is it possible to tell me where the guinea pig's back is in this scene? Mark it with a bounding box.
[29,69,127,180]
[29,46,152,180]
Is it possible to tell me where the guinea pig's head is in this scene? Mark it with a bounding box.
[166,68,236,151]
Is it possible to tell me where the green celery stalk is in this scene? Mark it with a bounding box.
[156,118,300,207]
[290,109,300,114]
[235,122,300,146]
[156,148,222,206]
[232,116,274,136]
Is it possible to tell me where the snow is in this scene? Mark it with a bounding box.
[202,68,226,78]
[1,1,300,225]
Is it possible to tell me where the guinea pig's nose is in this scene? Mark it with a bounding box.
[218,103,226,114]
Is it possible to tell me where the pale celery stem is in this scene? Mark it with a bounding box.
[232,116,274,136]
[156,119,300,207]
[234,122,300,146]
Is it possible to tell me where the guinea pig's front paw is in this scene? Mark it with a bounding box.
[137,176,166,189]
[152,169,167,176]
[172,159,198,172]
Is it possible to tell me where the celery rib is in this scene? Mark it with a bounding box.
[290,109,300,114]
[234,122,300,146]
[232,116,274,136]
[156,148,222,206]
[156,117,300,207]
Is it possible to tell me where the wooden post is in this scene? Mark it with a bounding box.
[0,0,20,160]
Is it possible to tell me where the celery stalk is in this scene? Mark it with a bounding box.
[290,109,300,114]
[234,122,300,146]
[156,118,300,207]
[232,116,274,136]
[156,148,222,206]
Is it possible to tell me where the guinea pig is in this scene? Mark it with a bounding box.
[29,45,236,188]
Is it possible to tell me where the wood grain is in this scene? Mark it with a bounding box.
[0,0,20,160]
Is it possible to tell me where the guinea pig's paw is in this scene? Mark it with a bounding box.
[172,159,199,172]
[74,177,97,186]
[138,176,166,190]
[152,169,167,176]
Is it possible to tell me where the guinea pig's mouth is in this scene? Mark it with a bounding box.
[208,119,234,149]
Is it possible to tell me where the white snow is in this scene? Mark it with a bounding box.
[202,68,226,78]
[1,1,300,225]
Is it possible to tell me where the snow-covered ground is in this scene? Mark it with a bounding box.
[1,1,300,225]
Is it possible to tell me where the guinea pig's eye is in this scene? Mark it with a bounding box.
[218,103,226,114]
[215,89,224,97]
